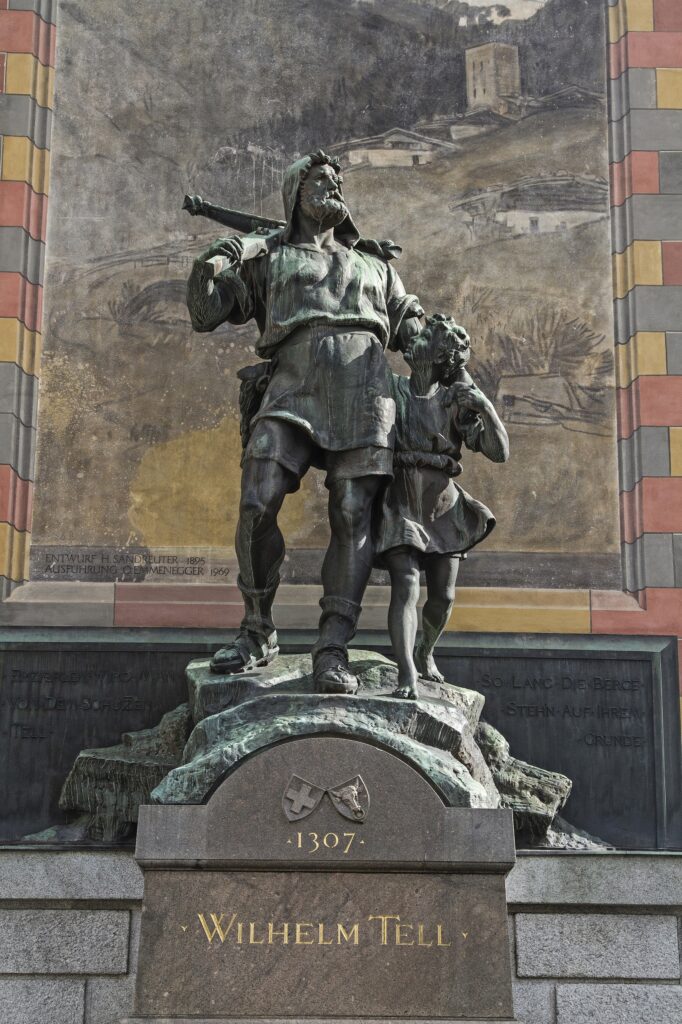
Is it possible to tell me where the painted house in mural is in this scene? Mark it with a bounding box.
[465,42,521,114]
[450,174,609,241]
[329,129,458,168]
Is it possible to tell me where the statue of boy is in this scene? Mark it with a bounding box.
[186,150,423,693]
[374,314,510,698]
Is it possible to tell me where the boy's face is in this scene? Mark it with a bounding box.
[405,324,471,378]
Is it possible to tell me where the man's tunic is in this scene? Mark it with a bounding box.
[188,240,422,456]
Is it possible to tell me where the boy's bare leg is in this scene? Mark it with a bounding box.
[415,555,460,683]
[385,548,422,699]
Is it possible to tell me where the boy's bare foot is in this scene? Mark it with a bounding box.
[414,641,446,683]
[392,683,419,699]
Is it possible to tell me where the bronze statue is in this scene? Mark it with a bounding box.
[374,315,509,698]
[186,150,423,693]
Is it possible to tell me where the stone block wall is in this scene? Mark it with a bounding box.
[0,850,681,1023]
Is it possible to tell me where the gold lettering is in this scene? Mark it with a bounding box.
[395,923,414,946]
[295,922,315,945]
[249,922,265,944]
[436,924,451,947]
[368,914,400,945]
[197,912,237,944]
[237,921,243,944]
[318,922,334,945]
[268,922,289,944]
[417,924,433,947]
[337,922,359,945]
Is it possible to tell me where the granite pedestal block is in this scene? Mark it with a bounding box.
[131,735,516,1022]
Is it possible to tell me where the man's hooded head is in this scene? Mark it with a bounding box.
[280,149,360,247]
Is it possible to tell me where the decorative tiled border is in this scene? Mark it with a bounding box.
[0,0,55,595]
[0,0,679,688]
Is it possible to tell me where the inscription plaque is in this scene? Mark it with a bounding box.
[134,736,516,1021]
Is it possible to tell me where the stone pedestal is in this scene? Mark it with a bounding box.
[127,733,516,1022]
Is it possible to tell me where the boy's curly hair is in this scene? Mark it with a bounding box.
[407,313,471,386]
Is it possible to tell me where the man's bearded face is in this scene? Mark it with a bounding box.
[298,163,348,228]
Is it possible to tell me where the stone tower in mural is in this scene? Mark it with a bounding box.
[465,42,521,114]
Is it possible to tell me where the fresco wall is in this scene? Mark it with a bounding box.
[32,0,620,590]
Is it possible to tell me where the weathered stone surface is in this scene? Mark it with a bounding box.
[476,721,571,836]
[59,704,192,840]
[512,980,556,1024]
[85,975,136,1024]
[0,850,143,900]
[515,913,681,979]
[556,983,682,1024]
[531,814,611,850]
[507,852,682,906]
[153,691,498,808]
[0,980,85,1024]
[187,650,485,729]
[0,909,130,974]
[135,869,514,1020]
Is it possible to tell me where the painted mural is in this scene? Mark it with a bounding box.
[34,0,619,588]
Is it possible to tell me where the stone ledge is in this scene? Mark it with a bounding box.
[0,850,143,900]
[515,912,680,979]
[0,979,85,1024]
[2,850,680,907]
[556,983,682,1024]
[507,852,682,906]
[0,909,130,975]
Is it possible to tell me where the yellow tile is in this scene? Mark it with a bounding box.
[444,588,591,635]
[608,2,624,43]
[5,54,55,109]
[624,0,654,32]
[632,241,663,285]
[671,428,682,476]
[616,332,667,386]
[0,320,41,377]
[0,137,50,195]
[0,525,30,583]
[657,69,682,110]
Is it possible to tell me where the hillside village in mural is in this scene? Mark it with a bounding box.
[36,0,619,579]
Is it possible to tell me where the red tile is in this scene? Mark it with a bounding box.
[609,36,627,79]
[662,242,682,285]
[654,0,682,32]
[0,182,48,239]
[591,587,682,637]
[621,478,682,541]
[628,31,682,69]
[636,375,682,426]
[616,384,637,439]
[0,11,55,65]
[0,465,32,530]
[114,600,243,628]
[610,159,627,207]
[0,273,42,331]
[630,151,660,194]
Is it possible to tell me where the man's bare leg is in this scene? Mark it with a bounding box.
[385,548,422,699]
[414,555,460,683]
[313,475,384,694]
[210,457,299,674]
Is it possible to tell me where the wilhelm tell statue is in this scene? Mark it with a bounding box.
[186,149,425,694]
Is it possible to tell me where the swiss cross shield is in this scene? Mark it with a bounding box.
[328,776,370,822]
[282,775,325,821]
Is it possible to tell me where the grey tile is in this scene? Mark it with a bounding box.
[673,533,682,588]
[630,110,682,155]
[660,151,682,195]
[0,363,38,425]
[624,534,676,591]
[618,428,670,491]
[666,332,682,373]
[615,286,682,335]
[0,415,35,479]
[0,909,130,975]
[0,980,84,1024]
[9,0,57,21]
[631,195,682,239]
[515,912,680,979]
[513,981,555,1024]
[0,95,52,147]
[507,853,682,906]
[0,227,45,285]
[0,850,143,900]
[610,70,657,122]
[557,984,682,1024]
